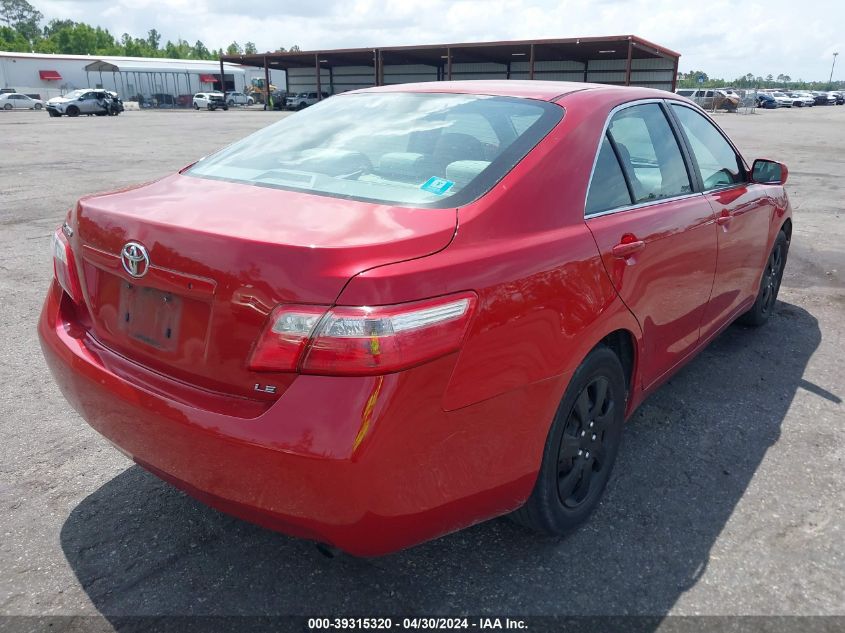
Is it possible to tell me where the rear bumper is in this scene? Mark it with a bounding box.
[39,282,565,555]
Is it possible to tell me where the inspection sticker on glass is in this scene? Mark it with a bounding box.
[420,177,455,195]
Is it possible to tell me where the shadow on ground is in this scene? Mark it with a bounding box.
[59,302,825,625]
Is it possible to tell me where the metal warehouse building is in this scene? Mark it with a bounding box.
[0,51,282,102]
[222,35,679,99]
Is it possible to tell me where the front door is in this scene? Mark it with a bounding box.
[668,103,774,340]
[585,101,718,389]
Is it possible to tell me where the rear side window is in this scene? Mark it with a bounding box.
[670,104,746,190]
[606,103,692,203]
[586,135,632,215]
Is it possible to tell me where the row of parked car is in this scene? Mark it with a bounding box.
[675,87,844,111]
[191,90,331,112]
[754,89,844,108]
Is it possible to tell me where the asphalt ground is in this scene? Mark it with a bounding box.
[0,104,842,630]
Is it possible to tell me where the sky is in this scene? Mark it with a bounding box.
[35,0,844,81]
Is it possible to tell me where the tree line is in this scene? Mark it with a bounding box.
[0,0,299,59]
[678,70,842,91]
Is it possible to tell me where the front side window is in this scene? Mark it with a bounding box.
[606,103,692,203]
[188,92,562,207]
[670,104,746,190]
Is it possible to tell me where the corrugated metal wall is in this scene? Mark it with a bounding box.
[285,56,674,94]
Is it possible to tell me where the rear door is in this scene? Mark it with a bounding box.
[668,102,773,340]
[585,101,718,389]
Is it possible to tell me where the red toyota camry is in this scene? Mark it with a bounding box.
[39,81,791,556]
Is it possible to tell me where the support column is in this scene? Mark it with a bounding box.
[373,49,378,86]
[528,44,535,80]
[378,50,384,86]
[219,58,225,93]
[263,55,270,110]
[506,61,511,80]
[671,56,679,91]
[446,48,452,80]
[624,38,633,86]
[315,54,322,99]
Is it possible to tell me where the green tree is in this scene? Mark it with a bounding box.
[244,41,256,54]
[0,0,42,45]
[192,39,210,59]
[36,21,118,55]
[0,23,29,50]
[226,41,242,55]
[146,28,160,51]
[163,38,192,58]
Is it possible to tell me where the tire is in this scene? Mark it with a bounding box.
[66,106,79,117]
[34,103,42,110]
[222,105,228,111]
[247,98,254,106]
[2,103,11,110]
[227,99,234,106]
[511,345,626,535]
[194,103,200,110]
[48,110,59,117]
[738,230,789,327]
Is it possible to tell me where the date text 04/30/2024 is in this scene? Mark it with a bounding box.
[307,617,528,630]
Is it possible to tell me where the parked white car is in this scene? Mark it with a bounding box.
[285,91,329,110]
[770,92,793,108]
[192,92,228,110]
[0,93,44,110]
[788,92,815,107]
[225,91,254,106]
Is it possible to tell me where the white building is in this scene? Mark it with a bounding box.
[0,51,283,102]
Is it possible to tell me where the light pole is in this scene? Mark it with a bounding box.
[830,52,839,88]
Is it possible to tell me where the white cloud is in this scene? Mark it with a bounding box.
[35,0,845,80]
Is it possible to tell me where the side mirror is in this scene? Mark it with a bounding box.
[751,159,788,185]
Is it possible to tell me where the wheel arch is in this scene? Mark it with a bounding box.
[598,329,637,405]
[780,217,792,243]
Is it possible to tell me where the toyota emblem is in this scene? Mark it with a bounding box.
[121,242,150,278]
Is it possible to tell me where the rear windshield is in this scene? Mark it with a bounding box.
[188,92,562,207]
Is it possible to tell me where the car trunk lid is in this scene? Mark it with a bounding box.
[73,173,457,399]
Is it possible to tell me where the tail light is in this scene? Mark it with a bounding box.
[249,292,476,376]
[52,224,82,304]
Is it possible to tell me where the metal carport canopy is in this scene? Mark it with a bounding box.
[222,34,680,90]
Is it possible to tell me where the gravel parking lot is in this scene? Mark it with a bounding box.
[0,105,842,628]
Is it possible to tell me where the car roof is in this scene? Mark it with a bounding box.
[348,80,677,103]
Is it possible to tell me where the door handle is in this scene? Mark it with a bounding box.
[611,240,646,258]
[716,210,732,226]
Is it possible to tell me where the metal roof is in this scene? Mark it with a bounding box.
[0,51,245,73]
[222,35,680,70]
[84,58,244,74]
